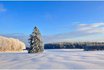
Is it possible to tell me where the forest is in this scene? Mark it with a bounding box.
[44,42,104,51]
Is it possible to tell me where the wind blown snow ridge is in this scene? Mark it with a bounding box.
[0,49,104,69]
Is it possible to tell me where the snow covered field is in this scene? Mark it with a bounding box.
[0,49,104,69]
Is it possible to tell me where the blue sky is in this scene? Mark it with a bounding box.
[0,1,104,42]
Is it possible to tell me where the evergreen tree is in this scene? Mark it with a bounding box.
[28,26,44,53]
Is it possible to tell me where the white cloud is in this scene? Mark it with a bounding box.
[0,4,6,12]
[43,23,104,43]
[77,23,104,33]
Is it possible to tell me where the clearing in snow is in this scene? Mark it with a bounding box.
[0,49,104,69]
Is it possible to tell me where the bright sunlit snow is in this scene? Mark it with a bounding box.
[0,49,104,69]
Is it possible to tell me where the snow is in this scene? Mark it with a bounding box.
[0,49,104,69]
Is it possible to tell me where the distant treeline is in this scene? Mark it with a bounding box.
[44,42,104,51]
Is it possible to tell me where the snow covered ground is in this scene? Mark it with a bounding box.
[0,49,104,69]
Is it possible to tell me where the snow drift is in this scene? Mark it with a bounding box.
[0,49,104,69]
[0,36,26,52]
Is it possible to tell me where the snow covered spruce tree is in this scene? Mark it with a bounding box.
[28,26,44,53]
